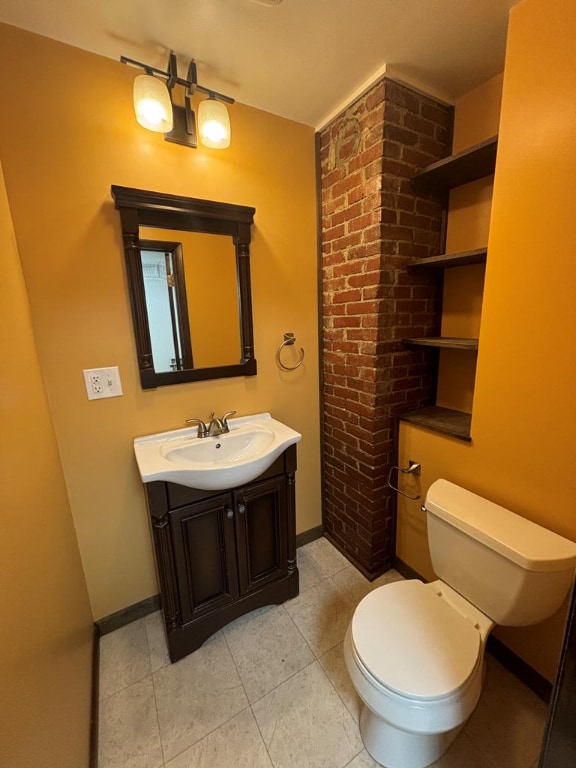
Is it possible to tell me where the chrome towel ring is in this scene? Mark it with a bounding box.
[387,461,421,500]
[276,332,305,371]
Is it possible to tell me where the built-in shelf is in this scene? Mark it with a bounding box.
[401,136,497,445]
[411,136,498,193]
[399,406,472,442]
[407,247,487,271]
[403,337,479,351]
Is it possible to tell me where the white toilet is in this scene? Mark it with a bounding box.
[344,479,576,768]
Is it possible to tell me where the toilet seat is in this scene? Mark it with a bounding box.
[351,580,481,701]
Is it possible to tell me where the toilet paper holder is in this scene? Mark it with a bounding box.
[387,461,421,501]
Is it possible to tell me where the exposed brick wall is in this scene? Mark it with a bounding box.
[319,78,452,577]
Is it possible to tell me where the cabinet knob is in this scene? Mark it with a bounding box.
[226,507,234,519]
[237,503,246,514]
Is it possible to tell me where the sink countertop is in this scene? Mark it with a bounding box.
[133,412,302,490]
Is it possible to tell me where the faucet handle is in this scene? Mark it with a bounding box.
[185,417,209,438]
[221,410,237,433]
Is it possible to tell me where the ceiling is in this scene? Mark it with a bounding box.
[0,0,520,128]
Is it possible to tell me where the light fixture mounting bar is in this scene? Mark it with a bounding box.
[120,55,234,104]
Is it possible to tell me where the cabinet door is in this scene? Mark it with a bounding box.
[170,494,239,624]
[234,477,288,595]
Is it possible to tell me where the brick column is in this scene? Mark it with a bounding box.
[319,78,452,577]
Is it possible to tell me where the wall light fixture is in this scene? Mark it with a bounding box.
[121,51,234,149]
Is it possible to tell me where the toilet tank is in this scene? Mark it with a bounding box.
[425,480,576,626]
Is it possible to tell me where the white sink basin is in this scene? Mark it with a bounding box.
[134,412,302,490]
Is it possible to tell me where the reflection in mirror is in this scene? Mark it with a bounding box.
[139,239,193,371]
[140,228,241,370]
[111,185,256,388]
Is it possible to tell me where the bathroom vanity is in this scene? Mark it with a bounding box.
[143,444,299,662]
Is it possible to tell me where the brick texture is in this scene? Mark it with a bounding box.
[319,78,452,577]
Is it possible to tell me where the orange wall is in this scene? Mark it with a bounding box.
[0,160,93,766]
[0,24,320,619]
[397,0,576,681]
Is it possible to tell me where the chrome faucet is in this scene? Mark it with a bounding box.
[185,410,237,438]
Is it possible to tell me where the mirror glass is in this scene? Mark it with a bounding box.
[111,185,256,389]
[139,227,241,371]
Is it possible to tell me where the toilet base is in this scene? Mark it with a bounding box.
[359,704,462,768]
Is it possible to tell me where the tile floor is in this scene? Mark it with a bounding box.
[98,537,548,768]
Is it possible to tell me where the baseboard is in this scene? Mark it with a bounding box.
[323,533,395,581]
[487,634,552,703]
[296,525,324,548]
[393,557,552,703]
[393,557,423,581]
[95,594,161,636]
[90,624,100,768]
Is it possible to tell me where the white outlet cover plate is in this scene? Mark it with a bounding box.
[83,366,123,400]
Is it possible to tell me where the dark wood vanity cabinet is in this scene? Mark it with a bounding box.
[144,445,299,662]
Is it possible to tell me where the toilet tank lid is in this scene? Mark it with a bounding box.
[425,480,576,573]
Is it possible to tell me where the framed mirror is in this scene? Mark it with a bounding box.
[111,185,257,388]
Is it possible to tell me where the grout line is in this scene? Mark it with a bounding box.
[145,620,166,767]
[222,625,251,705]
[161,704,253,767]
[250,702,275,768]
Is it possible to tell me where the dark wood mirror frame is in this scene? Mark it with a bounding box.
[111,185,257,389]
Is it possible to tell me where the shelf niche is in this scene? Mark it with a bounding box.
[399,406,472,442]
[407,247,487,271]
[401,136,497,442]
[411,136,498,193]
[403,337,479,351]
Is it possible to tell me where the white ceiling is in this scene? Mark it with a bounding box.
[0,0,520,128]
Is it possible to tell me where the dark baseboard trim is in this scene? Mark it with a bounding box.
[296,525,324,548]
[90,624,100,768]
[95,594,161,636]
[393,557,423,581]
[487,635,552,703]
[325,533,395,581]
[393,557,552,703]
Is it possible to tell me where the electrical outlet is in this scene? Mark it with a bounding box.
[83,367,123,400]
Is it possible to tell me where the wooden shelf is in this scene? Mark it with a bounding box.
[403,337,479,350]
[411,136,498,193]
[400,406,472,442]
[407,247,487,271]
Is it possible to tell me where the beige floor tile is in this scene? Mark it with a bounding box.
[297,544,333,592]
[431,731,499,768]
[99,618,151,700]
[98,677,163,768]
[304,537,350,577]
[319,642,362,723]
[332,565,372,609]
[164,708,272,768]
[224,604,314,703]
[285,577,354,657]
[464,657,548,768]
[145,611,170,673]
[252,661,363,768]
[370,568,405,590]
[153,633,249,762]
[344,750,379,767]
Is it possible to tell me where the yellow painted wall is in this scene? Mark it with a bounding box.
[398,0,576,681]
[0,159,93,766]
[0,24,320,619]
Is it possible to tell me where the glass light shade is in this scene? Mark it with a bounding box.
[198,98,231,149]
[133,74,173,133]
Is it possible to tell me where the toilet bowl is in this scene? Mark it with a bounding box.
[344,579,492,768]
[344,479,576,768]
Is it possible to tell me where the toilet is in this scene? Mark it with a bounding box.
[344,479,576,768]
